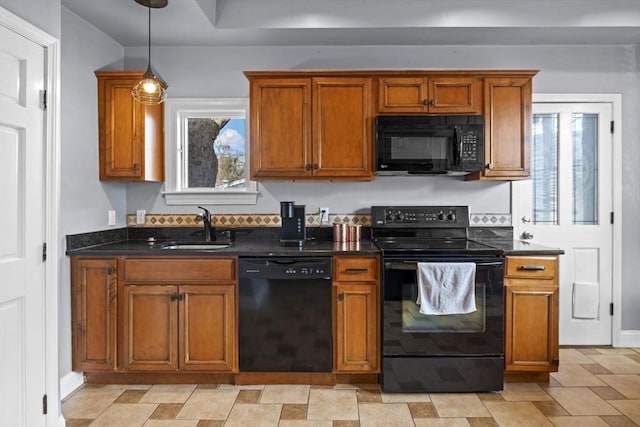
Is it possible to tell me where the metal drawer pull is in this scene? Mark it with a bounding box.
[518,265,545,271]
[345,268,368,274]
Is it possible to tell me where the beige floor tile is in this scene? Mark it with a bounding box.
[223,403,282,427]
[90,403,157,427]
[414,418,472,426]
[217,384,264,390]
[588,386,627,400]
[176,389,238,420]
[430,393,490,418]
[467,417,499,427]
[143,420,199,427]
[357,388,382,403]
[140,384,197,404]
[532,401,570,416]
[358,402,414,427]
[62,388,124,419]
[593,348,639,355]
[260,385,310,404]
[235,389,262,404]
[280,403,307,420]
[599,415,639,426]
[551,364,607,387]
[278,421,332,427]
[500,383,554,402]
[150,403,184,419]
[408,402,437,418]
[380,391,431,402]
[598,374,640,398]
[588,355,640,374]
[547,416,609,426]
[560,348,597,364]
[104,384,153,391]
[307,389,358,420]
[116,389,148,403]
[608,400,640,424]
[483,401,553,427]
[545,388,621,416]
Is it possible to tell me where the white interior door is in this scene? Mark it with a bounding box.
[0,24,47,426]
[513,102,613,345]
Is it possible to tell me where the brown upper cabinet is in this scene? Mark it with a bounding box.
[378,77,482,114]
[95,71,164,182]
[245,70,537,182]
[465,76,534,180]
[245,72,375,181]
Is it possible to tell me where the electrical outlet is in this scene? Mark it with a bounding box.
[108,210,116,226]
[319,207,329,224]
[136,209,146,224]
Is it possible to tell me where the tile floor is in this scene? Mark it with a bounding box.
[63,347,640,427]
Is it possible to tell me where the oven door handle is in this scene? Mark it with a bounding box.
[384,261,503,270]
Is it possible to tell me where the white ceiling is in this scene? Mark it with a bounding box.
[61,0,640,47]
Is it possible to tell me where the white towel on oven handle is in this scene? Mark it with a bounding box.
[416,262,477,315]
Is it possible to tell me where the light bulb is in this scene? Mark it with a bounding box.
[143,80,157,93]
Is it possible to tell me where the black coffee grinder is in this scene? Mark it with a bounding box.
[280,201,306,247]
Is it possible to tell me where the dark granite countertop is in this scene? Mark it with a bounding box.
[473,238,564,256]
[66,227,380,257]
[66,227,563,257]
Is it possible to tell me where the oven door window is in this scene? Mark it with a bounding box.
[383,259,504,356]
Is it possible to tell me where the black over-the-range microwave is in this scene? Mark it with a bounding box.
[375,115,485,175]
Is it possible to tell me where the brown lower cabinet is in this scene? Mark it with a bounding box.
[71,257,117,371]
[504,255,560,381]
[333,256,380,373]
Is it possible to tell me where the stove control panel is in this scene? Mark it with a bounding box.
[372,206,469,227]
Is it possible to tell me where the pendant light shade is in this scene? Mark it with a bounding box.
[132,1,168,105]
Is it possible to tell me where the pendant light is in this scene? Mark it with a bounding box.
[131,0,168,105]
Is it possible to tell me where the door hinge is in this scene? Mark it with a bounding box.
[610,302,614,316]
[42,394,47,415]
[42,242,47,262]
[40,90,47,110]
[610,212,614,224]
[610,120,614,134]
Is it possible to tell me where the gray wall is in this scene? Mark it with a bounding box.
[58,8,127,377]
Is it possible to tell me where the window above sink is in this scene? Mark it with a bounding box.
[163,98,259,205]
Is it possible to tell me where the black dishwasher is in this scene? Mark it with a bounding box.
[238,257,333,372]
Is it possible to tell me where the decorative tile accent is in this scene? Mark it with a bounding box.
[469,213,512,227]
[127,213,372,227]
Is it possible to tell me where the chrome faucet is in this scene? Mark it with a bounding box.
[196,206,216,241]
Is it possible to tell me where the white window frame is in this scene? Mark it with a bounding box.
[163,98,258,205]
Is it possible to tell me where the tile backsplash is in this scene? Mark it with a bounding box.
[127,213,372,227]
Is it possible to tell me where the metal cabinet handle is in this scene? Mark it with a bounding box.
[170,293,184,301]
[518,265,545,271]
[337,293,344,301]
[486,163,494,170]
[305,163,311,171]
[345,268,368,274]
[313,163,319,170]
[132,163,139,171]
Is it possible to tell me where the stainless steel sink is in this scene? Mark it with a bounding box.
[154,241,230,250]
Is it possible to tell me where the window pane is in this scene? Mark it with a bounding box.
[572,113,598,225]
[532,113,559,225]
[186,117,247,189]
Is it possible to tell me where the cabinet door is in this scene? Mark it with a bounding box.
[180,285,236,371]
[71,258,117,371]
[428,77,482,114]
[377,77,482,114]
[378,77,428,113]
[122,285,179,371]
[96,71,164,182]
[312,77,375,180]
[480,77,532,179]
[334,283,378,372]
[504,282,559,372]
[249,78,313,179]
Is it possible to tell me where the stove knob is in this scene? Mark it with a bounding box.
[386,212,395,222]
[437,212,446,221]
[447,212,456,221]
[396,212,405,222]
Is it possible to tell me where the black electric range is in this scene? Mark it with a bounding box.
[371,206,505,393]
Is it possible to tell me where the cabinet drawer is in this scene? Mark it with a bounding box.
[122,258,236,283]
[334,256,379,282]
[505,256,557,280]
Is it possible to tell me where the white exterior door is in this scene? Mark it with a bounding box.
[0,24,47,426]
[512,102,614,345]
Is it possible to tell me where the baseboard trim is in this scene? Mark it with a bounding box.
[617,330,640,348]
[60,371,84,400]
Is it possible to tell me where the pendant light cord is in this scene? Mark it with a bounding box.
[147,6,151,68]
